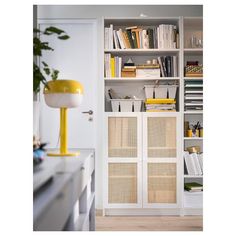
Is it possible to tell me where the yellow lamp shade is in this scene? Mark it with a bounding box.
[44,80,83,108]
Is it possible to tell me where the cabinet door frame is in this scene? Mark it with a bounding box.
[142,112,182,208]
[104,112,142,208]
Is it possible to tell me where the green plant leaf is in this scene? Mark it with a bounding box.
[58,35,70,40]
[51,69,59,80]
[42,61,48,67]
[44,26,65,35]
[33,28,41,33]
[43,67,50,75]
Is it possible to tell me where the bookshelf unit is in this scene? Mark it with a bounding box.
[103,16,203,216]
[182,17,203,215]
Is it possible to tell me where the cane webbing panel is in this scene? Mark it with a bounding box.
[147,117,176,158]
[108,163,137,203]
[108,117,137,157]
[148,163,176,203]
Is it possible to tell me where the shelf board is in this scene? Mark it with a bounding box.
[104,49,180,55]
[184,111,203,114]
[184,175,203,178]
[184,137,203,140]
[184,77,203,80]
[184,48,203,55]
[105,77,180,81]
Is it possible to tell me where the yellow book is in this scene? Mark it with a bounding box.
[145,98,176,104]
[146,110,176,112]
[110,57,115,77]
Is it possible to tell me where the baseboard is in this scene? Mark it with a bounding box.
[104,208,182,216]
[183,208,203,216]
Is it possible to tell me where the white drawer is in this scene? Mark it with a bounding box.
[35,178,72,231]
[184,191,203,208]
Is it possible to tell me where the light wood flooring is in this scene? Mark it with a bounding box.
[96,216,203,231]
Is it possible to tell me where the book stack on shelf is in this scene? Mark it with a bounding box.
[185,80,203,111]
[104,24,179,49]
[184,182,203,192]
[145,98,176,112]
[104,53,122,77]
[185,61,203,77]
[184,151,203,176]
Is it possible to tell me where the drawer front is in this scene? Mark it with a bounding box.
[34,179,72,231]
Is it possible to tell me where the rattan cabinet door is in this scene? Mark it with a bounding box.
[147,117,177,158]
[108,163,137,203]
[148,163,176,203]
[108,117,138,158]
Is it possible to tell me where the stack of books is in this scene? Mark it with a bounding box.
[104,24,179,50]
[145,98,176,112]
[157,56,178,77]
[184,80,203,111]
[104,53,122,77]
[184,182,203,192]
[184,151,203,176]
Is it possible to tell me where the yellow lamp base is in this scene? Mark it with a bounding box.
[47,151,80,157]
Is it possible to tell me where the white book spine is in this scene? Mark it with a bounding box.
[117,29,125,49]
[191,153,202,175]
[109,24,113,49]
[184,151,195,175]
[113,30,119,49]
[118,57,122,77]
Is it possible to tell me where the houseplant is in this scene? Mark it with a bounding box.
[33,26,70,95]
[33,26,70,137]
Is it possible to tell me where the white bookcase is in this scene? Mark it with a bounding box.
[103,16,203,216]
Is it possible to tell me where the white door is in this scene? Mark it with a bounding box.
[39,20,97,149]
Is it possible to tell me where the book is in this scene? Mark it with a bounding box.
[132,28,142,48]
[131,31,138,48]
[116,29,126,49]
[123,31,131,49]
[147,28,154,48]
[126,29,135,49]
[110,57,115,77]
[146,98,176,104]
[141,29,149,49]
[184,151,195,175]
[184,182,203,192]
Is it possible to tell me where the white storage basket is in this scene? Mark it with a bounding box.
[144,85,155,99]
[111,99,142,112]
[168,85,178,99]
[154,85,168,99]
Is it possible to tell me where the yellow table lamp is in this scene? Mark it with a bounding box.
[44,80,83,156]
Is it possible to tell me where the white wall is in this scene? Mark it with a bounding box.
[37,5,203,210]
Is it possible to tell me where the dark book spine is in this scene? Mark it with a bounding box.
[161,56,168,77]
[131,31,138,48]
[165,56,172,77]
[147,28,154,49]
[126,29,135,49]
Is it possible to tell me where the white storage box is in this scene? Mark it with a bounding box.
[111,99,142,112]
[184,191,203,208]
[154,85,168,99]
[136,69,160,78]
[144,85,154,99]
[168,85,178,99]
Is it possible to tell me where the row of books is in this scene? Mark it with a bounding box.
[158,56,178,77]
[184,182,203,192]
[184,80,203,111]
[145,98,176,112]
[104,54,178,78]
[184,151,203,176]
[104,24,179,50]
[104,54,122,77]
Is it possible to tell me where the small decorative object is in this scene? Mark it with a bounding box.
[44,80,83,156]
[187,129,193,137]
[33,136,47,166]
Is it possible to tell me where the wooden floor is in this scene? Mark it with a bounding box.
[96,216,203,231]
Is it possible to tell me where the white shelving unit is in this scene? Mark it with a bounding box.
[103,16,203,216]
[182,17,203,215]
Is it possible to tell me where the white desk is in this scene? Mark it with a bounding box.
[33,149,95,231]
